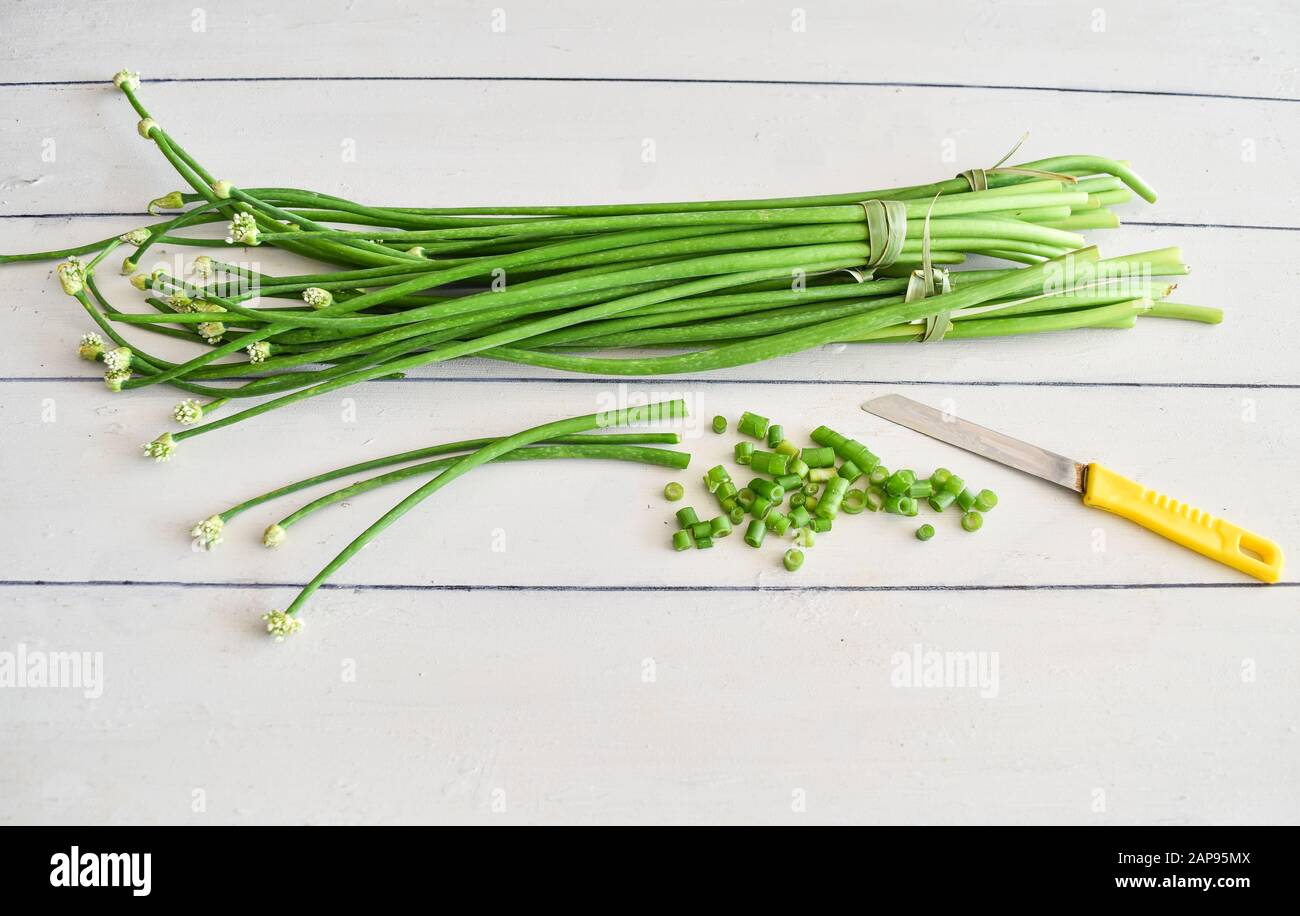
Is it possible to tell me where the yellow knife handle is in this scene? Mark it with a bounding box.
[1082,463,1284,583]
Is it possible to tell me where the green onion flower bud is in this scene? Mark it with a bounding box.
[225,211,259,246]
[212,180,233,199]
[302,287,333,310]
[147,191,185,214]
[111,69,140,91]
[77,333,105,362]
[137,117,158,139]
[56,258,84,296]
[142,432,177,462]
[120,257,138,275]
[191,255,213,279]
[118,227,151,246]
[262,524,287,549]
[172,399,203,425]
[102,346,132,372]
[262,609,303,641]
[190,515,225,550]
[246,341,271,363]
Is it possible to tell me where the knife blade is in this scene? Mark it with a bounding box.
[860,393,1284,583]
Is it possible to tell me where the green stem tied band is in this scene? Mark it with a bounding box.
[860,199,908,271]
[957,133,1081,192]
[911,194,952,343]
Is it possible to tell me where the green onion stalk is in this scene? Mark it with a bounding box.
[0,71,1222,463]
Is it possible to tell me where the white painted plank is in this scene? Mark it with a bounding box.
[0,220,1286,384]
[0,79,1295,225]
[2,380,1292,587]
[2,0,1296,100]
[2,583,1296,825]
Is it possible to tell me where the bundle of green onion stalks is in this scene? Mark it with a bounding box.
[3,71,1220,464]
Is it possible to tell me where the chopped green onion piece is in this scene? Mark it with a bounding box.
[749,478,782,501]
[712,415,728,434]
[766,511,791,536]
[738,411,770,440]
[788,491,805,508]
[751,496,773,519]
[664,482,685,501]
[929,468,952,489]
[801,446,836,468]
[715,480,738,501]
[808,467,837,483]
[710,515,733,538]
[695,535,714,549]
[916,523,935,541]
[902,498,919,517]
[734,442,754,466]
[961,510,984,532]
[736,488,756,509]
[803,495,819,512]
[841,488,867,514]
[774,439,801,459]
[974,489,999,512]
[672,530,692,551]
[884,494,917,515]
[744,519,767,548]
[868,466,890,486]
[675,506,699,528]
[886,470,916,496]
[728,506,747,525]
[816,476,849,519]
[908,480,934,499]
[794,527,817,548]
[706,464,731,486]
[720,496,738,513]
[928,490,957,512]
[788,458,810,478]
[836,439,879,472]
[865,486,886,512]
[839,460,863,483]
[942,474,966,496]
[775,473,801,491]
[766,424,784,449]
[810,425,846,449]
[691,520,713,540]
[789,505,812,529]
[809,517,833,533]
[802,482,820,496]
[783,548,805,572]
[955,488,977,512]
[749,450,789,476]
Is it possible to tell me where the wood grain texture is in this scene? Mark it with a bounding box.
[0,0,1295,825]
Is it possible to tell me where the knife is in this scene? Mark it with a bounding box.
[861,394,1284,583]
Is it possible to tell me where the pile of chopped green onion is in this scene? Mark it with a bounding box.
[666,411,998,568]
[0,72,1222,465]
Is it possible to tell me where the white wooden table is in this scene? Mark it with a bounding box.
[2,0,1297,825]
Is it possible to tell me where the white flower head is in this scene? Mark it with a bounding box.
[302,287,333,310]
[212,180,233,199]
[262,609,303,641]
[262,524,287,548]
[142,432,176,462]
[112,70,140,91]
[190,514,224,550]
[172,399,204,425]
[56,258,84,296]
[225,212,259,246]
[197,321,226,344]
[78,333,105,362]
[246,341,272,363]
[118,227,151,246]
[102,346,133,372]
[104,368,131,392]
[137,117,158,140]
[165,293,194,312]
[191,255,214,279]
[147,191,184,215]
